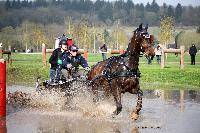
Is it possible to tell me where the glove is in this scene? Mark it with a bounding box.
[84,67,90,71]
[67,63,72,68]
[57,59,62,65]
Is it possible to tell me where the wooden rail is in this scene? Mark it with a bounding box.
[110,49,125,54]
[161,46,185,69]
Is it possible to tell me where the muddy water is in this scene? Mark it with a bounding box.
[4,85,200,133]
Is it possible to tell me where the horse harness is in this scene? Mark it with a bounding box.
[89,52,141,85]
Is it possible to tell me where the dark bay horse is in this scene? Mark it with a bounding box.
[86,24,155,120]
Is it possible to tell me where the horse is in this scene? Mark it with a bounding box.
[86,24,155,120]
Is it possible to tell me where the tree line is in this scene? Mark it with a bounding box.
[0,0,200,51]
[0,19,130,52]
[0,0,200,29]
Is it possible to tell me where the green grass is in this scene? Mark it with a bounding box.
[140,63,200,90]
[3,53,200,90]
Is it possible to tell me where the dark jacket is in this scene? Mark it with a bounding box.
[49,48,68,70]
[100,44,107,52]
[66,52,88,69]
[189,45,197,55]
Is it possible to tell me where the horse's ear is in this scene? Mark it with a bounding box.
[145,24,148,31]
[139,23,143,31]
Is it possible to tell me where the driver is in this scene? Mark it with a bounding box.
[66,44,90,78]
[49,38,69,83]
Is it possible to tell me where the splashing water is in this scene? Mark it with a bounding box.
[7,81,116,118]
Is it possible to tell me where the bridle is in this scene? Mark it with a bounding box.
[138,31,152,54]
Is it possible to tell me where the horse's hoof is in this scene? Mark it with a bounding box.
[131,112,139,120]
[113,110,120,115]
[113,107,122,116]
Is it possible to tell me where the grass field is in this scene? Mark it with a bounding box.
[3,52,200,90]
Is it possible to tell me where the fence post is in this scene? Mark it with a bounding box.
[180,90,185,112]
[0,59,6,117]
[180,46,184,69]
[161,48,165,69]
[42,43,47,67]
[0,43,2,59]
[8,46,12,65]
[119,49,124,54]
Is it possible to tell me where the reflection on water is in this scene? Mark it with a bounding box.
[0,117,7,133]
[33,114,138,133]
[144,89,200,104]
[6,86,200,133]
[7,110,139,133]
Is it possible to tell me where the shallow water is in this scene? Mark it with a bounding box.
[2,85,200,133]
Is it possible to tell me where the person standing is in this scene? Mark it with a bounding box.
[155,45,162,64]
[100,43,107,60]
[189,44,197,65]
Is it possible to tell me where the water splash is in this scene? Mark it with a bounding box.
[7,81,116,118]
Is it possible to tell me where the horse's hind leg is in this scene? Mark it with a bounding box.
[132,89,143,120]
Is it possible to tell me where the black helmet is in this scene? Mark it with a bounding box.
[69,44,79,51]
[59,39,68,46]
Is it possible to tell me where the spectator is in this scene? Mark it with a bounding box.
[155,45,162,64]
[189,44,197,65]
[100,43,107,60]
[26,49,30,53]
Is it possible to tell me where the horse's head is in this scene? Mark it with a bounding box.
[130,24,155,59]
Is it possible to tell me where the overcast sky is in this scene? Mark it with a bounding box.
[106,0,200,6]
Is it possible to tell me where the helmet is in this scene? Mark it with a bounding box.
[69,44,79,51]
[59,39,68,46]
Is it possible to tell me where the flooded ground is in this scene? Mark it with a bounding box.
[2,85,200,133]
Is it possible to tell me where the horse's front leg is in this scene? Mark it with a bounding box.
[92,83,99,102]
[132,89,143,120]
[112,85,122,115]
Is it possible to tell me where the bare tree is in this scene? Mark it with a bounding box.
[158,16,175,47]
[21,21,31,52]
